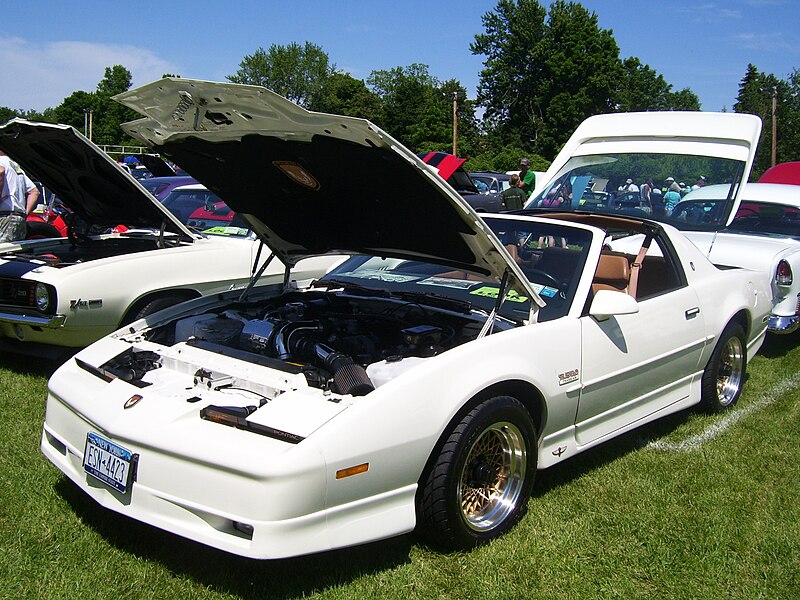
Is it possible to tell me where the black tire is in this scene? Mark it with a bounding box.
[25,221,61,239]
[129,296,185,322]
[418,396,536,550]
[700,322,746,413]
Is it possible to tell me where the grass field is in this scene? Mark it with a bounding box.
[1,335,798,599]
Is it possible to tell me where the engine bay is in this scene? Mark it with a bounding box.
[0,235,172,268]
[110,290,513,396]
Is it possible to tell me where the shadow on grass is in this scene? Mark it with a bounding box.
[55,478,412,599]
[758,333,799,360]
[0,352,64,378]
[532,407,694,498]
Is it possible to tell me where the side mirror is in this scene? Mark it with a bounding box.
[589,290,639,321]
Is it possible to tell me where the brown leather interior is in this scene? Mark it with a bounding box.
[592,254,631,295]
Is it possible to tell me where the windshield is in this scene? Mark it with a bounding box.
[161,188,250,237]
[527,152,746,231]
[727,200,800,237]
[321,217,592,323]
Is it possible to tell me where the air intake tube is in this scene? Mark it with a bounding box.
[276,322,375,396]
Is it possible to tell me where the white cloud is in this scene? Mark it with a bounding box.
[734,32,796,52]
[674,3,742,21]
[0,38,179,112]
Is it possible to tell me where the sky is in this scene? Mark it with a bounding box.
[3,0,799,116]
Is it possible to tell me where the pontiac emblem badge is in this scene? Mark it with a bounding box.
[273,161,321,191]
[124,394,143,409]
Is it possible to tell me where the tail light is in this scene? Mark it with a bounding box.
[776,260,793,286]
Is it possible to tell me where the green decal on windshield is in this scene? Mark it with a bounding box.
[202,226,249,236]
[470,286,529,303]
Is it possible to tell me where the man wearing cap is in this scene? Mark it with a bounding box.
[692,176,707,190]
[0,149,40,243]
[519,158,536,195]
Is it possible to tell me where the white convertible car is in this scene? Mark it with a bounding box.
[41,80,771,559]
[0,120,338,357]
[674,183,800,334]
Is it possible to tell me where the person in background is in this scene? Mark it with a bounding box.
[501,173,528,210]
[692,175,707,190]
[0,149,40,243]
[519,158,536,195]
[664,181,682,215]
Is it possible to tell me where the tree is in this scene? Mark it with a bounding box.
[92,65,140,146]
[615,57,698,113]
[366,65,478,154]
[472,0,701,159]
[734,63,788,179]
[472,1,623,158]
[470,0,549,148]
[227,42,336,108]
[312,72,384,123]
[52,90,96,133]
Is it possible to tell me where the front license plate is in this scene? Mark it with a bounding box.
[83,433,135,494]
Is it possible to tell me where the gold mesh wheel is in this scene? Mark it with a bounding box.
[716,334,744,406]
[457,421,526,532]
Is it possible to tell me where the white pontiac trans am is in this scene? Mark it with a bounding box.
[0,120,339,357]
[41,80,772,559]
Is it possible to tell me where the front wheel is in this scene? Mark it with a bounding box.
[700,322,746,413]
[124,295,187,325]
[418,396,536,549]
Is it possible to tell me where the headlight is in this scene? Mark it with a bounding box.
[35,283,50,311]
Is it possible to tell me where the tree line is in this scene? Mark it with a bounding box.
[1,0,796,178]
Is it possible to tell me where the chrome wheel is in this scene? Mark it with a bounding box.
[716,334,744,406]
[457,421,526,532]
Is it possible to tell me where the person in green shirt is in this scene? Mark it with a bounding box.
[501,174,528,210]
[519,157,536,194]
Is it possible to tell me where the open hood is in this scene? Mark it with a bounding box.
[532,111,762,228]
[0,119,194,237]
[136,153,178,177]
[114,78,541,305]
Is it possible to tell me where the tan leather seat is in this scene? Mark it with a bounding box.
[592,254,630,295]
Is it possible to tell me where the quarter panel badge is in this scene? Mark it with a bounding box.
[124,394,144,409]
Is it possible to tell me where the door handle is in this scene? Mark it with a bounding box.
[685,307,700,319]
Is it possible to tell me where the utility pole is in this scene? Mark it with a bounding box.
[771,86,777,167]
[452,91,458,156]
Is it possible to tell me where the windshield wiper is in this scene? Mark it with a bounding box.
[311,278,389,297]
[390,290,474,313]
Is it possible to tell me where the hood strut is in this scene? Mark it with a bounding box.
[238,246,277,302]
[478,268,512,339]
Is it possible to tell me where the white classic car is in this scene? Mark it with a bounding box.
[526,111,799,332]
[0,120,339,358]
[673,183,800,333]
[41,80,771,560]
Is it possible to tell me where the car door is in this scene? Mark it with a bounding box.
[575,237,708,446]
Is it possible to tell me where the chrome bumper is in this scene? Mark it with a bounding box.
[768,314,800,335]
[0,311,66,328]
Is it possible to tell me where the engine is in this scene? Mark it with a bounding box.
[170,294,470,396]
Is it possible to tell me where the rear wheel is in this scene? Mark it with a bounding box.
[700,322,746,413]
[419,396,536,549]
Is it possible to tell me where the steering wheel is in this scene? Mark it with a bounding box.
[525,268,561,288]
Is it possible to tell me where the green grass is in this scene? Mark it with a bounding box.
[1,336,799,599]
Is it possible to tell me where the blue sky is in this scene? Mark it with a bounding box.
[3,0,798,115]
